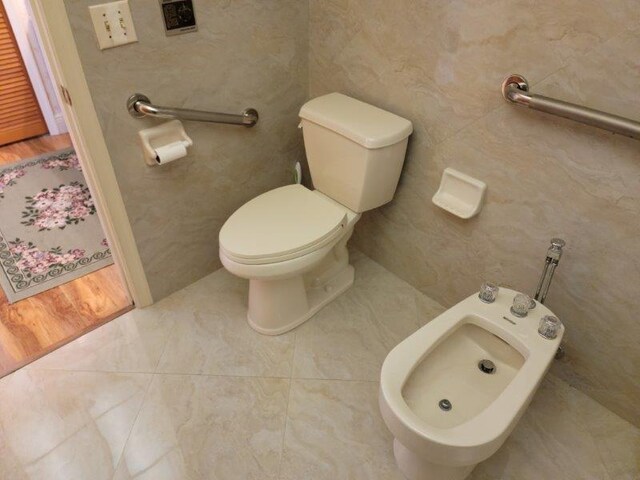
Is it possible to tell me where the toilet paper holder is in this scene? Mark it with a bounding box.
[138,120,193,166]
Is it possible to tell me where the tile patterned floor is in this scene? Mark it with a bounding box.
[1,251,638,479]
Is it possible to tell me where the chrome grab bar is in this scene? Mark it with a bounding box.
[126,93,258,127]
[501,74,640,140]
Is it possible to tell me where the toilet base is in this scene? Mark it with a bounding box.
[247,264,354,335]
[393,440,475,480]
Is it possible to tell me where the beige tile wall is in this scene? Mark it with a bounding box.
[309,0,640,426]
[65,0,639,427]
[65,0,308,300]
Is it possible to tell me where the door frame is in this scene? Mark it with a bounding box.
[28,0,153,307]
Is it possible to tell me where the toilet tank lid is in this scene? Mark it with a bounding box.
[299,93,413,149]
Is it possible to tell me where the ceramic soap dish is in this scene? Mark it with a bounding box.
[432,168,487,219]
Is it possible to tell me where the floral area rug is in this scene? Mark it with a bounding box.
[0,148,112,303]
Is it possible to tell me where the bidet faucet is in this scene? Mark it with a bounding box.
[533,238,566,305]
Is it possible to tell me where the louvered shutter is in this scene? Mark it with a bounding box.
[0,1,47,146]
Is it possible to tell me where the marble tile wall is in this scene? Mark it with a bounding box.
[308,1,640,426]
[64,0,308,300]
[64,0,638,427]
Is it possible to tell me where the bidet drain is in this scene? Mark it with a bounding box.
[478,359,496,374]
[438,399,452,411]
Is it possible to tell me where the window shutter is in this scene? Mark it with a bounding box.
[0,2,48,146]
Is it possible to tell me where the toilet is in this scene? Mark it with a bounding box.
[219,93,413,335]
[379,288,564,480]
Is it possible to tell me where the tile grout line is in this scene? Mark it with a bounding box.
[110,372,156,479]
[26,366,157,375]
[152,316,175,375]
[430,63,569,150]
[289,376,379,384]
[110,324,173,479]
[25,365,381,383]
[551,374,638,479]
[276,330,297,478]
[428,24,633,152]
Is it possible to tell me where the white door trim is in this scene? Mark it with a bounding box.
[28,0,153,307]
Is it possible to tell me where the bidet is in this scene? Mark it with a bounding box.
[379,286,564,480]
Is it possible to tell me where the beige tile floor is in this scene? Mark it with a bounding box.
[0,251,638,479]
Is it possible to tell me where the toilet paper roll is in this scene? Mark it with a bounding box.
[154,141,188,165]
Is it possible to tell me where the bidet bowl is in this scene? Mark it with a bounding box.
[379,289,563,478]
[401,321,525,430]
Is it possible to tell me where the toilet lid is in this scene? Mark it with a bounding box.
[219,185,347,264]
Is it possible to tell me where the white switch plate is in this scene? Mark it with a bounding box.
[89,0,137,50]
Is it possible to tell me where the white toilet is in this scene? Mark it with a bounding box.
[219,93,413,335]
[379,288,564,480]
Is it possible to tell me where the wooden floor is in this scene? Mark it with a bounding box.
[0,132,72,166]
[0,134,133,377]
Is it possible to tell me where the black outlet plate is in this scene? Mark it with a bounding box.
[160,0,197,36]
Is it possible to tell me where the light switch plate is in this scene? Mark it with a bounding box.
[89,0,137,50]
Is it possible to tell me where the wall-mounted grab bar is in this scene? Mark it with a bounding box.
[127,93,258,127]
[501,74,640,140]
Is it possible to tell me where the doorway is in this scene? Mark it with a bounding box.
[0,0,132,377]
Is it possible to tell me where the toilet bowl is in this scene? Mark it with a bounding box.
[379,288,564,480]
[220,184,360,335]
[219,93,413,334]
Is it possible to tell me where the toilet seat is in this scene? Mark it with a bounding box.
[219,184,348,265]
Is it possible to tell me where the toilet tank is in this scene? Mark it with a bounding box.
[299,93,413,213]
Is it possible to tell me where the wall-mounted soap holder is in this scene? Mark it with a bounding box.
[432,168,487,219]
[138,119,193,166]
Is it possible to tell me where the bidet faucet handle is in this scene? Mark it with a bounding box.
[479,282,499,303]
[538,315,562,339]
[510,293,531,318]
